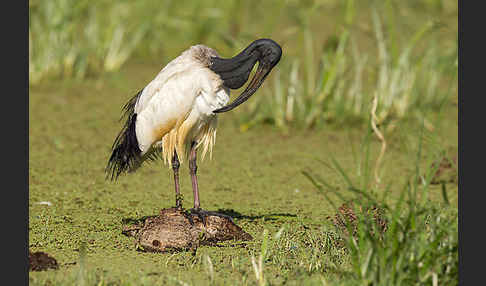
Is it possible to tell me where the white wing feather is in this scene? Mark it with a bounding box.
[134,70,227,154]
[134,53,195,115]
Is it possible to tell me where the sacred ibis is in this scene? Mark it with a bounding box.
[106,39,282,216]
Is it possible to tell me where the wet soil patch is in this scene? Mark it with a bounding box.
[122,207,253,253]
[29,251,59,271]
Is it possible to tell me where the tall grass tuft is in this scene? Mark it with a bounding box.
[29,0,150,85]
[29,0,261,85]
[303,120,458,285]
[237,0,457,131]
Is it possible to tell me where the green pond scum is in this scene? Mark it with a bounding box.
[29,1,457,285]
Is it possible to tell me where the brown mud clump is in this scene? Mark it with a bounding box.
[430,153,458,185]
[29,251,59,271]
[122,207,253,252]
[327,202,387,247]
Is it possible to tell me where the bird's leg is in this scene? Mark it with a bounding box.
[188,141,201,210]
[188,141,210,225]
[187,142,234,225]
[172,151,183,209]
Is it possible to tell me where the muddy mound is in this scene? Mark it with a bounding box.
[29,251,59,271]
[122,207,253,252]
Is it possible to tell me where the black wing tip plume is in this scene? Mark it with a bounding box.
[105,91,143,181]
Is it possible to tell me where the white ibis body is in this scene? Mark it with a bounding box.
[106,39,282,213]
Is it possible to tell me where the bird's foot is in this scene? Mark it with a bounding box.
[188,208,235,226]
[189,208,209,226]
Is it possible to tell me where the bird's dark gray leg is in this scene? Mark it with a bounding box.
[172,151,182,209]
[189,141,201,209]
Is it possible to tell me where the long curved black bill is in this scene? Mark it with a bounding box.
[213,63,271,113]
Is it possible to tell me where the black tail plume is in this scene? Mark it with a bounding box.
[105,90,143,181]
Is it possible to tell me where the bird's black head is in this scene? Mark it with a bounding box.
[209,38,282,113]
[252,38,282,70]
